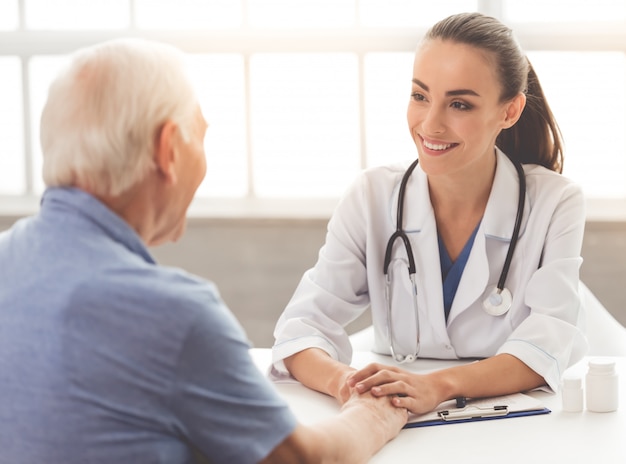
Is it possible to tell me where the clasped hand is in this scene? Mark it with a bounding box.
[344,363,443,416]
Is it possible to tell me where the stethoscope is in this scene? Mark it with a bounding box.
[383,156,526,363]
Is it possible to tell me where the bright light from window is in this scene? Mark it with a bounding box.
[25,0,129,29]
[504,0,626,22]
[135,0,241,29]
[364,52,416,167]
[0,57,25,194]
[0,0,18,30]
[2,1,626,216]
[359,0,478,27]
[528,51,626,198]
[186,54,248,197]
[250,53,360,197]
[248,0,354,28]
[29,56,70,194]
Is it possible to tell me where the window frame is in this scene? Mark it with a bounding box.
[0,0,625,220]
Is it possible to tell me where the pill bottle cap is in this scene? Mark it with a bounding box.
[588,358,616,374]
[562,376,582,389]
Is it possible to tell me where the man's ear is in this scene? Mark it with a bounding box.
[502,92,527,129]
[154,120,179,185]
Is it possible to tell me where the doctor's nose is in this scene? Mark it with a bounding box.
[421,107,446,134]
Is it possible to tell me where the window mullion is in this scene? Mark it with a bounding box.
[357,52,367,170]
[128,0,137,29]
[244,53,255,198]
[17,0,25,29]
[20,56,33,195]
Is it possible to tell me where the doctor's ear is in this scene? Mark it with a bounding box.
[501,92,526,129]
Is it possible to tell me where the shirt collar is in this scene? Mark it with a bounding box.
[40,187,155,264]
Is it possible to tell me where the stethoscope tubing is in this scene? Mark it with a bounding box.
[383,157,420,277]
[383,154,526,361]
[496,158,526,292]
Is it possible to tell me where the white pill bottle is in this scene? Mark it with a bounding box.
[585,358,619,413]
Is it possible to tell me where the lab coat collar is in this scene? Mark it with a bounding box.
[390,149,530,238]
[447,148,531,324]
[389,160,432,233]
[482,148,530,241]
[387,150,531,330]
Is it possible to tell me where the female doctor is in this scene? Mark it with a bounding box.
[272,12,587,416]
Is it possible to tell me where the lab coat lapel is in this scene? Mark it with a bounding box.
[447,150,530,324]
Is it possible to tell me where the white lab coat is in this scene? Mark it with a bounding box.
[272,149,588,391]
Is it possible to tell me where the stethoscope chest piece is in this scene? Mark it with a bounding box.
[394,353,416,363]
[482,287,512,316]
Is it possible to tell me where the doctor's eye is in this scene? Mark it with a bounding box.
[410,92,427,102]
[450,100,472,111]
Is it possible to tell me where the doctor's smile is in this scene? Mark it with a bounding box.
[420,136,459,154]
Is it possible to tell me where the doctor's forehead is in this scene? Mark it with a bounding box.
[412,40,500,94]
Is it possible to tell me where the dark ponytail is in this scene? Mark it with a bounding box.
[497,63,563,173]
[424,13,564,173]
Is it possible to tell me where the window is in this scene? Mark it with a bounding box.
[25,0,129,29]
[503,0,626,22]
[0,0,18,30]
[0,57,24,194]
[28,55,70,194]
[1,0,625,219]
[249,53,360,197]
[528,51,626,198]
[248,0,353,28]
[186,54,248,197]
[135,0,241,29]
[363,52,416,167]
[359,0,477,27]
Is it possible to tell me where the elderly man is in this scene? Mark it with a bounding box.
[0,39,406,463]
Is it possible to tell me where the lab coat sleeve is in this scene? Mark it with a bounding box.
[497,178,588,392]
[272,173,373,375]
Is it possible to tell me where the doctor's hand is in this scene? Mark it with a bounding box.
[346,363,444,416]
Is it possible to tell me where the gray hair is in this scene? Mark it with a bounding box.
[40,38,198,196]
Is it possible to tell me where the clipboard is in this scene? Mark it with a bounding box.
[404,392,551,429]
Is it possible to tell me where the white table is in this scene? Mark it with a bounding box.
[251,349,626,463]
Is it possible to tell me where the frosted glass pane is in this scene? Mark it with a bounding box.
[248,0,354,28]
[0,57,25,194]
[528,52,626,198]
[135,0,241,29]
[359,0,478,27]
[504,0,626,22]
[364,52,416,167]
[186,54,247,197]
[29,55,70,194]
[250,53,360,197]
[0,0,18,30]
[25,0,129,29]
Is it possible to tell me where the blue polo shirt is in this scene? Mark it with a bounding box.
[0,187,296,464]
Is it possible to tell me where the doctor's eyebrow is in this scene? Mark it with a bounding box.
[412,78,481,97]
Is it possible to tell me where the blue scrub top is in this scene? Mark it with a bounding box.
[438,223,480,321]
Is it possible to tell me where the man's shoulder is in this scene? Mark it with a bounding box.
[80,261,221,315]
